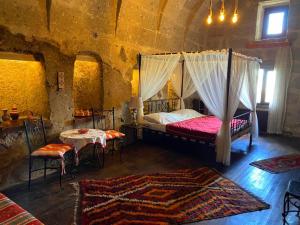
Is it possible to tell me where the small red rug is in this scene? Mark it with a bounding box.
[0,193,43,225]
[250,154,300,173]
[73,167,269,225]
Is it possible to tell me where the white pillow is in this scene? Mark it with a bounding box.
[144,112,183,125]
[170,109,204,120]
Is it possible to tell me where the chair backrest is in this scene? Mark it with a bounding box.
[92,108,115,131]
[73,108,93,129]
[24,117,47,154]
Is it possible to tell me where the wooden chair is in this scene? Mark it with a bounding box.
[91,108,125,166]
[24,117,73,190]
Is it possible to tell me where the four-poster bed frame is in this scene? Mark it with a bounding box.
[137,48,257,152]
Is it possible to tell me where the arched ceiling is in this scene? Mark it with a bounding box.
[0,0,226,70]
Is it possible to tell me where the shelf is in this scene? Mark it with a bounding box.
[0,117,52,133]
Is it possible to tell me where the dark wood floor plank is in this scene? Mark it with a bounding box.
[2,135,300,225]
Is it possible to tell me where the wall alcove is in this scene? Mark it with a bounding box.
[0,52,50,118]
[73,54,102,110]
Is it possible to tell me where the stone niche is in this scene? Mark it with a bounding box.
[0,52,49,117]
[73,55,102,110]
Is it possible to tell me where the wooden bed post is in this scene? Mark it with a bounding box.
[136,53,143,123]
[180,59,184,109]
[226,48,233,114]
[138,53,142,97]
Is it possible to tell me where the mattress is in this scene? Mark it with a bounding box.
[142,120,166,132]
[166,115,248,142]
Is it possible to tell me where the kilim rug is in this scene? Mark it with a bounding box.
[0,193,43,225]
[250,154,300,173]
[73,167,269,225]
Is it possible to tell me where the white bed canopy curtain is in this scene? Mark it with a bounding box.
[183,50,247,166]
[240,60,261,138]
[137,54,181,123]
[170,62,196,109]
[138,49,260,166]
[268,47,293,134]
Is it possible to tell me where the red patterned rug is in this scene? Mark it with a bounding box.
[250,154,300,173]
[0,193,43,225]
[73,167,269,225]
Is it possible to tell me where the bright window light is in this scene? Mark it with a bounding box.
[265,71,276,103]
[256,69,264,103]
[267,12,284,35]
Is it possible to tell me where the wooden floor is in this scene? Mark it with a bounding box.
[3,135,300,225]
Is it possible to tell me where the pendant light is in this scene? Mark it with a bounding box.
[206,0,213,25]
[232,0,239,24]
[219,0,225,22]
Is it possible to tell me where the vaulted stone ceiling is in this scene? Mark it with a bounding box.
[0,0,214,63]
[0,0,229,84]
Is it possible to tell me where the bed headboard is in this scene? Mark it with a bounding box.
[143,98,180,115]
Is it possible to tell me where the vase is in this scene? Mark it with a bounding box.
[2,109,10,121]
[10,105,19,120]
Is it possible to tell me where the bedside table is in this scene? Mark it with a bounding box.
[120,124,143,145]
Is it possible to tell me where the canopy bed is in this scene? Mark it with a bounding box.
[137,49,261,166]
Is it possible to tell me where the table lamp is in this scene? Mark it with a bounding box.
[129,96,138,125]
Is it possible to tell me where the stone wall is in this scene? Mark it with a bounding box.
[199,0,300,137]
[0,56,49,116]
[0,0,206,189]
[73,57,101,109]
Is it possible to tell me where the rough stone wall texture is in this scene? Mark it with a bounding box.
[199,0,300,137]
[0,58,49,116]
[0,0,208,188]
[73,59,101,109]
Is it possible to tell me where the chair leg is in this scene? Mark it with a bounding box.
[119,139,124,162]
[95,145,100,168]
[93,144,96,159]
[111,140,115,155]
[44,158,47,180]
[28,157,32,191]
[59,164,62,188]
[102,147,105,168]
[283,193,289,225]
[249,134,253,148]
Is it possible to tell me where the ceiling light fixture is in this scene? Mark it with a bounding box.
[206,0,213,25]
[232,0,239,24]
[219,0,225,22]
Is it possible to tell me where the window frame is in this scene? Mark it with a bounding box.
[255,0,290,41]
[256,68,275,107]
[261,5,289,40]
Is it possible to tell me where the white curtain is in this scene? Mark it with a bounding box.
[268,47,293,134]
[170,62,196,109]
[183,50,246,165]
[137,54,181,122]
[240,60,260,138]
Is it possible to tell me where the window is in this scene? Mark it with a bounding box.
[255,0,289,40]
[262,6,289,39]
[256,69,276,104]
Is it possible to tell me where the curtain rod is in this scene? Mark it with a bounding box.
[139,49,262,64]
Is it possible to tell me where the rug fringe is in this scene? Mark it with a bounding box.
[70,182,80,225]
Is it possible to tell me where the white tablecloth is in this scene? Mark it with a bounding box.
[60,129,106,164]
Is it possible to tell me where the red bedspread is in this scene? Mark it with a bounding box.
[166,116,247,142]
